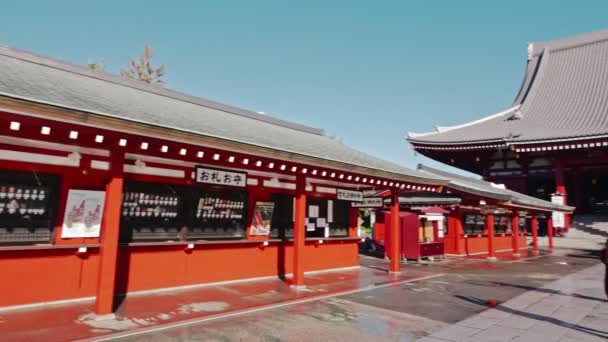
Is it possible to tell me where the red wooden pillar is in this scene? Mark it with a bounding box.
[511,213,520,256]
[486,213,495,259]
[389,189,401,273]
[348,207,359,238]
[547,216,554,251]
[531,214,539,254]
[448,207,466,255]
[95,152,124,315]
[292,175,306,287]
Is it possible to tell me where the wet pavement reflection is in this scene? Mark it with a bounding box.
[118,250,601,341]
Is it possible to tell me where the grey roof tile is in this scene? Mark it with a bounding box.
[417,165,574,212]
[408,30,608,145]
[0,44,445,184]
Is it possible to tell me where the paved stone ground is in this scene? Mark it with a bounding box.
[418,263,608,342]
[114,249,603,341]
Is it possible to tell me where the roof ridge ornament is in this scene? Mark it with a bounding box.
[527,43,534,60]
[506,110,523,121]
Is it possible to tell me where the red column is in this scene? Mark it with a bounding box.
[389,189,401,273]
[531,214,539,254]
[292,175,306,287]
[547,217,554,251]
[95,152,124,315]
[452,207,466,255]
[486,213,495,259]
[348,207,359,238]
[511,213,520,256]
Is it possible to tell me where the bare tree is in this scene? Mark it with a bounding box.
[121,45,166,85]
[87,58,106,71]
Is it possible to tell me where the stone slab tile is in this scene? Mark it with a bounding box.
[429,325,481,341]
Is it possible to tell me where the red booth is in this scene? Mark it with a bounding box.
[378,209,446,261]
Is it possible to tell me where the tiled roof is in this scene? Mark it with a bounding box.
[417,165,574,212]
[408,29,608,145]
[0,44,446,185]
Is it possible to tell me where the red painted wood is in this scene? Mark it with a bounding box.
[486,214,495,258]
[511,214,519,254]
[348,207,359,238]
[389,189,401,272]
[292,175,306,286]
[95,152,124,314]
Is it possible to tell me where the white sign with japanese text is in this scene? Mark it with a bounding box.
[551,194,565,228]
[336,188,363,202]
[195,167,247,188]
[351,197,384,208]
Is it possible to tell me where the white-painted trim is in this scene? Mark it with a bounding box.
[263,179,296,190]
[467,251,489,256]
[0,134,109,157]
[0,102,446,187]
[125,153,296,180]
[445,253,468,256]
[495,248,514,253]
[122,266,361,298]
[307,177,363,189]
[0,296,95,312]
[90,160,110,170]
[316,186,337,194]
[124,164,185,178]
[246,178,259,186]
[0,149,79,167]
[0,266,362,313]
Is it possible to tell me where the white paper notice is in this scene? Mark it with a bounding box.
[309,205,319,218]
[61,189,106,238]
[316,217,326,228]
[307,223,316,231]
[327,200,333,223]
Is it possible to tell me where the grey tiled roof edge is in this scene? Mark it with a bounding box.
[407,29,608,145]
[0,44,447,185]
[417,165,574,212]
[0,44,324,136]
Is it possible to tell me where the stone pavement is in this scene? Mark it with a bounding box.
[417,263,608,342]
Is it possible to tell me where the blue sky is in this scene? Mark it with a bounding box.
[1,1,606,174]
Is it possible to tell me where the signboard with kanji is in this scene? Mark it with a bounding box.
[551,194,565,228]
[195,166,247,188]
[351,197,383,208]
[336,189,363,202]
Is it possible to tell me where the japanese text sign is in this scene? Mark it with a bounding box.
[195,166,247,188]
[336,188,363,202]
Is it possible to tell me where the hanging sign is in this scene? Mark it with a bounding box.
[61,189,106,238]
[352,197,383,208]
[336,188,363,202]
[249,202,275,236]
[195,166,247,188]
[551,194,565,228]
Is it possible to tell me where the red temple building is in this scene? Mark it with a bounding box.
[0,44,448,312]
[407,30,608,218]
[372,165,572,259]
